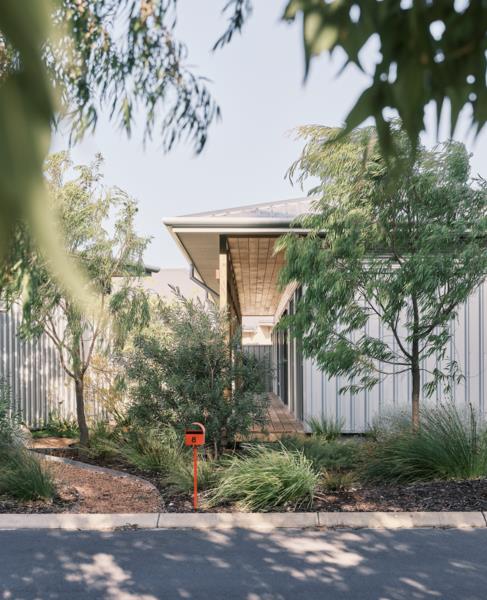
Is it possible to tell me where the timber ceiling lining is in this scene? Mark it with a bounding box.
[228,236,285,316]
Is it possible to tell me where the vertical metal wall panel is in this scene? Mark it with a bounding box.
[0,304,78,427]
[243,344,273,392]
[299,280,487,432]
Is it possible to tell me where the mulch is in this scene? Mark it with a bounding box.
[0,448,162,514]
[313,479,487,512]
[30,446,487,514]
[0,495,74,514]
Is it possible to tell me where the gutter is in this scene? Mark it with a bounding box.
[163,216,295,229]
[189,264,219,299]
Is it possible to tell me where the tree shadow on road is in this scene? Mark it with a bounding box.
[1,527,486,599]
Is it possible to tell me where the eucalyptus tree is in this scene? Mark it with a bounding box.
[279,125,487,427]
[1,1,484,300]
[216,0,487,154]
[0,0,221,304]
[17,153,150,445]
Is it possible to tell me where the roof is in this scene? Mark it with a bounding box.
[162,197,314,316]
[176,197,313,219]
[163,197,314,229]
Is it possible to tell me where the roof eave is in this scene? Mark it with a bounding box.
[163,216,295,229]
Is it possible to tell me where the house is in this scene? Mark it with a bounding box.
[164,197,487,432]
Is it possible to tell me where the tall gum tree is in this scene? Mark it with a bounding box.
[278,125,487,428]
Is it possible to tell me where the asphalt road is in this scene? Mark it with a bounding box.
[1,527,487,599]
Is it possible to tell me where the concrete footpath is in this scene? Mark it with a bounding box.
[0,510,486,530]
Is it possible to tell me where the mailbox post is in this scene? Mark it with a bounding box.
[184,422,206,510]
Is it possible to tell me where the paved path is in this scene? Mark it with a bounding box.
[1,528,487,599]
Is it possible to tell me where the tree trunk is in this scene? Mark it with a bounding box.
[411,359,420,431]
[411,296,421,431]
[411,295,420,430]
[75,377,89,446]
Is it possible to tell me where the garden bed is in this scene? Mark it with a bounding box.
[1,455,162,514]
[32,446,487,513]
[314,479,487,512]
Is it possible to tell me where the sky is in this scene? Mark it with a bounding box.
[52,1,487,269]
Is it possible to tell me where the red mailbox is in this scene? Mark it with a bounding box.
[184,422,206,511]
[185,422,205,447]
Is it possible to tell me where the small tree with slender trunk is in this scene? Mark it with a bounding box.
[15,152,150,445]
[279,125,487,428]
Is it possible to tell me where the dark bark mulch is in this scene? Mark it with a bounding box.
[313,479,487,512]
[34,447,487,513]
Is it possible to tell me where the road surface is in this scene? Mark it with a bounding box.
[1,527,486,599]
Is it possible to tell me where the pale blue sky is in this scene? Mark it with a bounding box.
[52,1,487,269]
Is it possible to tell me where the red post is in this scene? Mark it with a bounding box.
[184,422,205,511]
[193,445,198,510]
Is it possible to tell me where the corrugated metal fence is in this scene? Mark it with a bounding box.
[243,344,273,392]
[0,304,103,428]
[303,280,487,432]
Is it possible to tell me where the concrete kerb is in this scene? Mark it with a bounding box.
[156,512,318,530]
[317,511,487,529]
[0,513,159,531]
[0,512,486,531]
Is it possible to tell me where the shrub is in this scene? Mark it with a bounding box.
[208,445,319,511]
[0,378,23,447]
[307,416,344,441]
[126,396,169,431]
[86,420,120,460]
[280,436,360,474]
[0,448,55,500]
[125,293,270,455]
[362,403,487,483]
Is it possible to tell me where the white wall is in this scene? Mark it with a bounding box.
[302,281,487,432]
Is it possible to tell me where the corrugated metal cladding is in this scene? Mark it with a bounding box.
[302,281,487,432]
[0,304,104,428]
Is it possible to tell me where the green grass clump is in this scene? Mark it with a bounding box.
[363,403,487,483]
[0,378,24,447]
[0,448,55,501]
[306,416,345,441]
[321,469,356,491]
[32,412,79,439]
[120,426,182,473]
[164,453,217,494]
[208,445,319,511]
[280,436,361,473]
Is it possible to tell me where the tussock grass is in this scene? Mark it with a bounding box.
[208,445,319,511]
[120,427,181,473]
[0,448,55,501]
[306,416,345,441]
[164,453,217,494]
[280,436,361,474]
[363,403,487,483]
